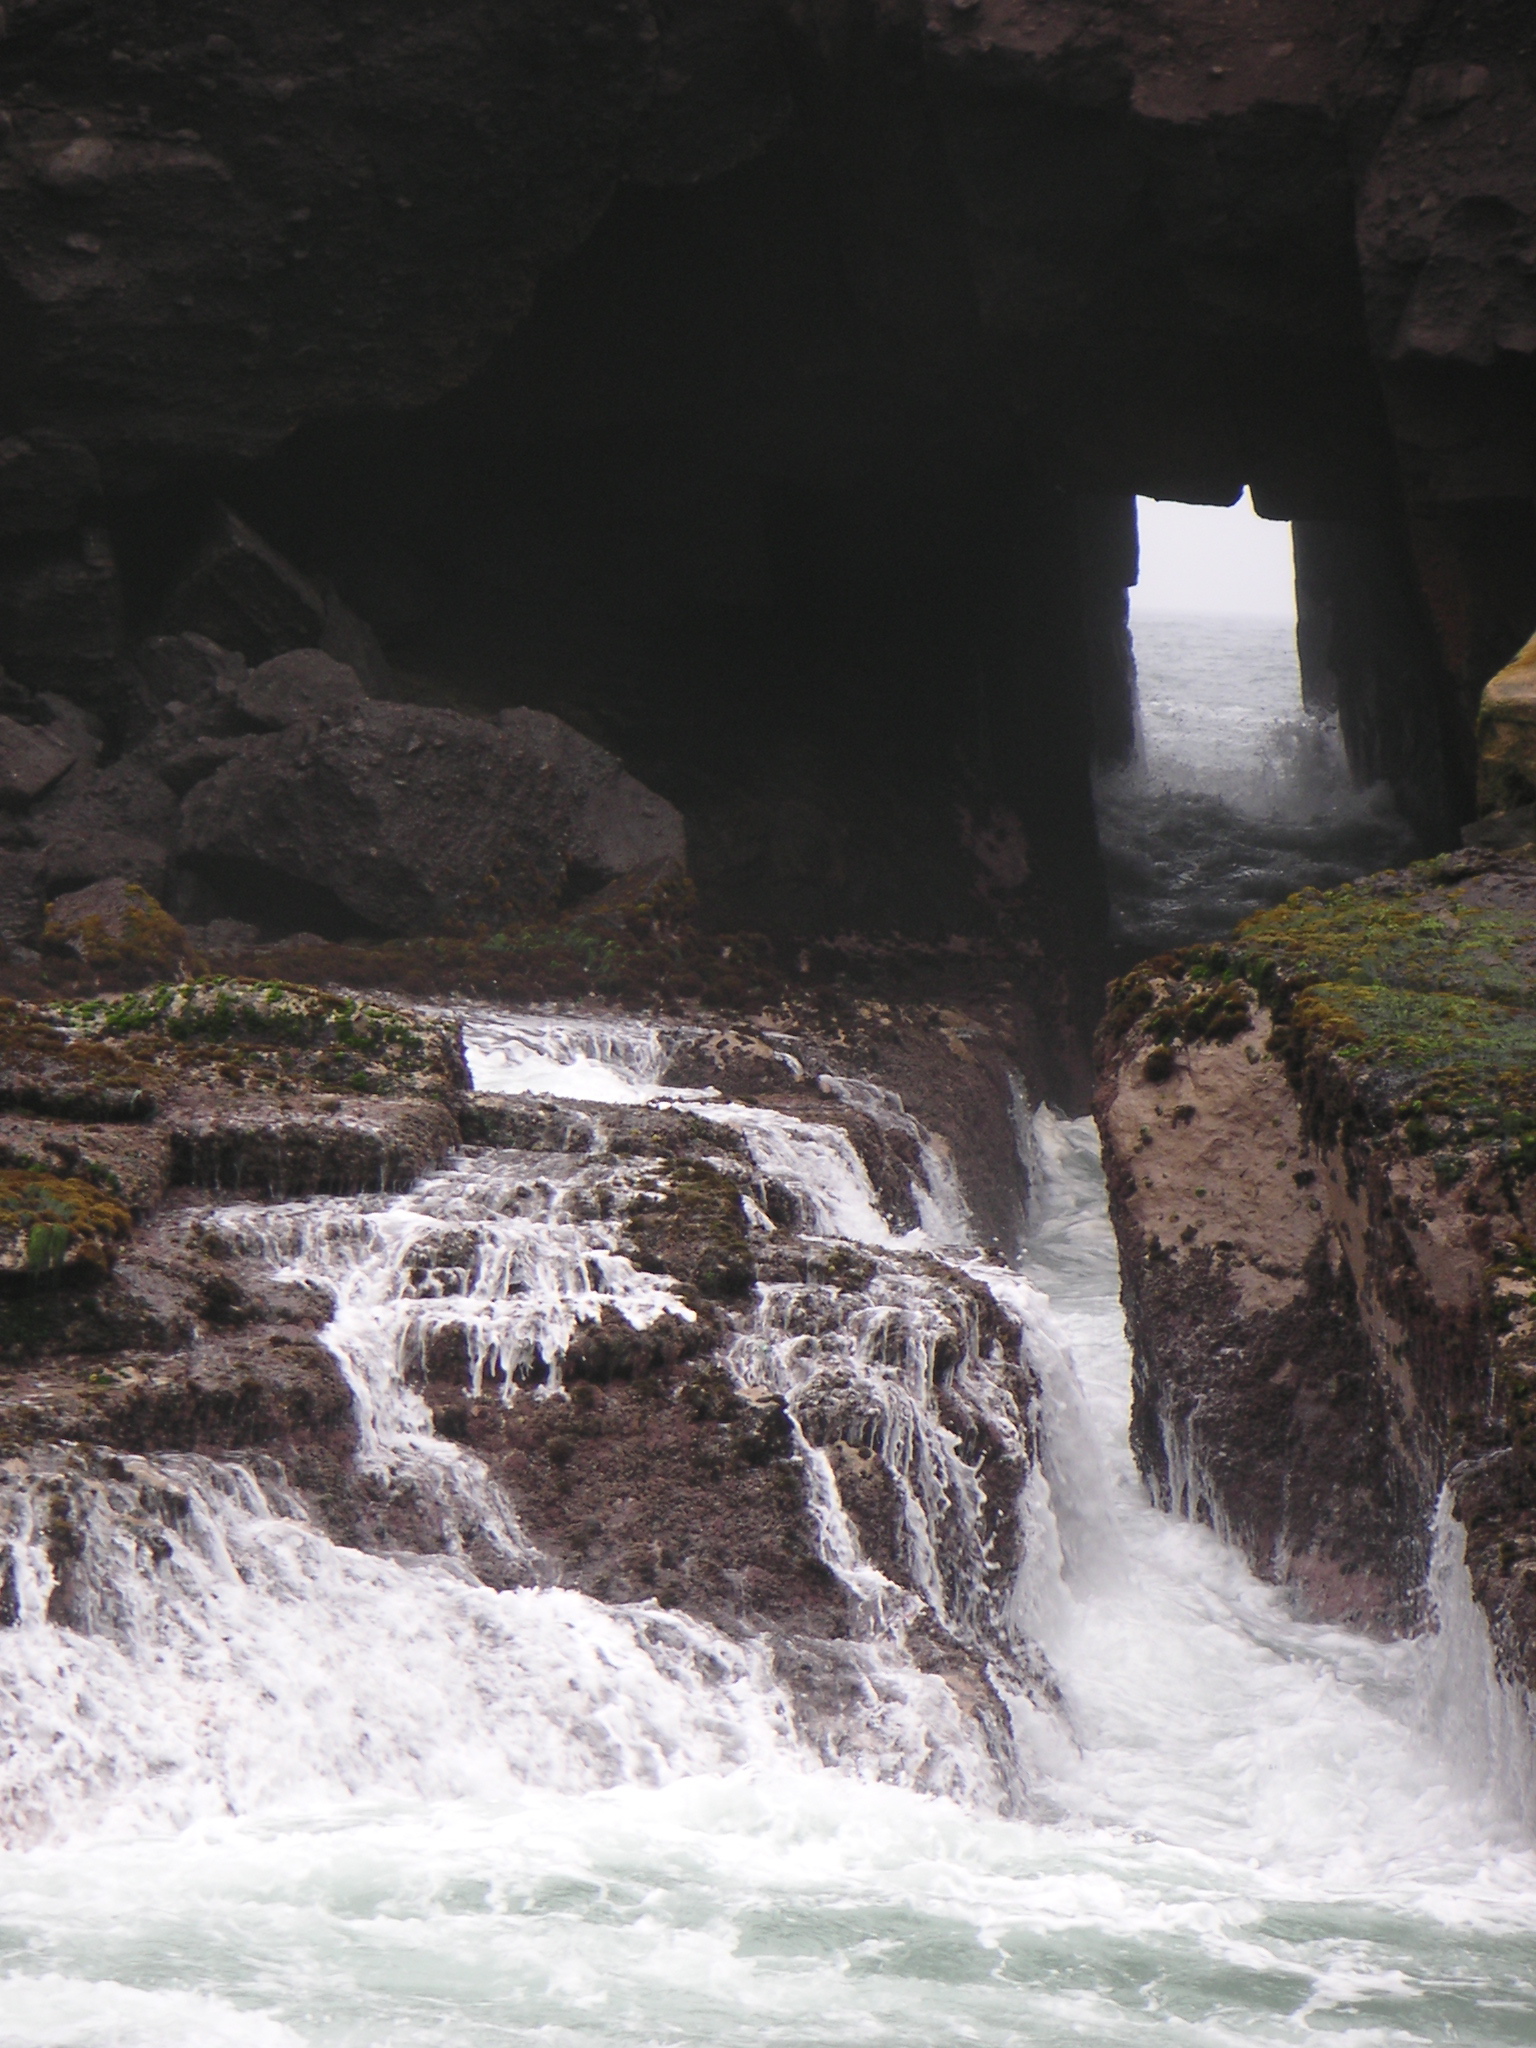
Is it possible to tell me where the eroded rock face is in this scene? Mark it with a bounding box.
[1095,848,1536,1694]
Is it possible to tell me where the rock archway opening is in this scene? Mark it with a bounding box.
[1096,493,1420,964]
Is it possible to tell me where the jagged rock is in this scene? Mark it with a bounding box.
[179,701,682,938]
[34,757,179,896]
[0,714,74,806]
[42,877,187,973]
[161,507,326,665]
[498,707,687,888]
[1476,631,1536,816]
[0,434,100,538]
[0,529,123,689]
[133,632,248,713]
[228,648,366,731]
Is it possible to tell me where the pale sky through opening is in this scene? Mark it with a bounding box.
[1132,491,1296,620]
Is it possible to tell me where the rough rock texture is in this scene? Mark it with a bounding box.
[0,613,689,950]
[1095,848,1536,1698]
[0,0,1527,989]
[0,975,1050,1767]
[41,876,186,973]
[178,700,594,937]
[0,713,73,806]
[497,707,687,889]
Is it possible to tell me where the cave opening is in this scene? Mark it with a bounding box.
[12,83,1525,1040]
[1096,493,1419,963]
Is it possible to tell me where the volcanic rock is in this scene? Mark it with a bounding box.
[33,757,179,897]
[42,877,186,974]
[498,707,687,888]
[228,647,366,731]
[0,714,74,807]
[179,700,685,938]
[161,506,327,666]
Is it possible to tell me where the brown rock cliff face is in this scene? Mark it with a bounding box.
[1095,849,1536,1700]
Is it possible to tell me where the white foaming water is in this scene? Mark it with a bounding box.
[1098,613,1420,952]
[461,1011,685,1102]
[3,1019,1535,2045]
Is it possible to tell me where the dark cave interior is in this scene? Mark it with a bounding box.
[3,2,1536,1002]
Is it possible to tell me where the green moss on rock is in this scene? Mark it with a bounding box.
[0,1167,131,1283]
[1100,848,1536,1167]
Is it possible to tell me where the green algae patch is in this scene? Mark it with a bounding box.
[0,1167,131,1284]
[49,979,469,1102]
[0,998,159,1121]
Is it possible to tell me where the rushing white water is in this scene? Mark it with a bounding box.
[3,1015,1535,2045]
[1097,613,1420,952]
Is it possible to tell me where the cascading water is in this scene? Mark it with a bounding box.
[2,1012,1534,2046]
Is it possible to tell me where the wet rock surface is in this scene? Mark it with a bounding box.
[0,981,1053,1767]
[1095,847,1536,1696]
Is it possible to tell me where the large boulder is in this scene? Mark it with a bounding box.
[178,700,686,938]
[227,648,366,731]
[179,702,566,936]
[32,758,179,897]
[0,713,74,807]
[42,877,187,974]
[498,707,686,887]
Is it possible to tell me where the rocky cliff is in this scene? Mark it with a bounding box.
[0,1,1532,972]
[1095,846,1536,1700]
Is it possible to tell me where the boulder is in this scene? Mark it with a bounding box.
[1476,631,1536,816]
[33,758,179,897]
[229,648,365,731]
[42,877,187,973]
[178,702,570,936]
[498,707,686,888]
[161,506,326,665]
[177,701,689,939]
[133,632,247,713]
[0,714,74,807]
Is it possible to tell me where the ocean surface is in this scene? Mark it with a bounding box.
[1097,611,1420,955]
[2,1016,1534,2048]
